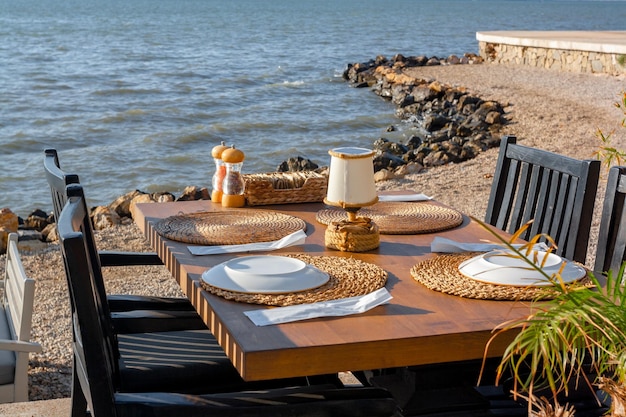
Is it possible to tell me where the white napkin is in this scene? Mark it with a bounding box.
[378,193,433,202]
[188,229,307,255]
[430,236,549,253]
[244,287,393,326]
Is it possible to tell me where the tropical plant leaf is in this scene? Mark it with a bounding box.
[473,216,626,408]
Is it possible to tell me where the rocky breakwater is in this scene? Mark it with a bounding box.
[343,54,507,181]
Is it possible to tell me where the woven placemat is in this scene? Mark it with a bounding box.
[410,253,591,301]
[153,210,306,245]
[316,202,463,234]
[200,254,388,306]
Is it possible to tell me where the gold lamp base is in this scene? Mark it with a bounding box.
[324,216,380,252]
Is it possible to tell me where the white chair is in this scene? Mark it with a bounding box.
[0,233,41,403]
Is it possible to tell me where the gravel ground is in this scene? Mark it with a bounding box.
[1,62,624,401]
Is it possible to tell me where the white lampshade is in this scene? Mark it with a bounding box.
[324,147,378,209]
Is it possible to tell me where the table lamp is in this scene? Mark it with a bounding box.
[323,147,380,252]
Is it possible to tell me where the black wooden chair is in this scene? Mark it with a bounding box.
[366,137,603,416]
[485,135,601,264]
[57,188,399,417]
[44,148,204,333]
[59,183,362,416]
[594,165,626,275]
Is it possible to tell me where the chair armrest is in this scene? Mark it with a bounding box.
[99,251,163,266]
[0,339,43,353]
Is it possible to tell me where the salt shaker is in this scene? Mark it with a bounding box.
[221,146,246,208]
[211,141,229,203]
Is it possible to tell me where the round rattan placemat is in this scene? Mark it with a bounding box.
[200,253,388,306]
[153,210,306,245]
[410,253,591,301]
[316,202,463,234]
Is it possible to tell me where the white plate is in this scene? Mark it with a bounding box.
[224,255,306,278]
[458,249,587,287]
[202,255,329,294]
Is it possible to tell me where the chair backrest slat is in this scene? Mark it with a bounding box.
[485,136,600,263]
[541,172,556,236]
[4,234,36,342]
[527,165,550,237]
[595,166,626,275]
[494,161,518,230]
[43,149,80,222]
[552,174,575,252]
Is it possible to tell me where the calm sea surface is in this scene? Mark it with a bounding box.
[1,0,625,216]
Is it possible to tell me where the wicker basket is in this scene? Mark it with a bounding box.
[243,171,328,206]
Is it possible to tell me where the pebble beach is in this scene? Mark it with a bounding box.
[1,62,625,403]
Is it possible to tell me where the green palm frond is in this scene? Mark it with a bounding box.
[473,216,626,402]
[594,90,626,168]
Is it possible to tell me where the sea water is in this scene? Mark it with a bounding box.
[1,0,625,216]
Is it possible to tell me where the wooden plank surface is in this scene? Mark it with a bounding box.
[134,200,525,381]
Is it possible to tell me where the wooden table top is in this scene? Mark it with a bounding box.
[134,200,528,381]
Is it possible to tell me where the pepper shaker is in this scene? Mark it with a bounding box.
[221,146,246,208]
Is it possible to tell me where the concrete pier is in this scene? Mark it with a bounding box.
[477,31,626,75]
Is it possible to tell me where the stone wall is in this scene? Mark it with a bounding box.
[478,41,626,76]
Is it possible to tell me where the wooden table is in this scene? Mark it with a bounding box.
[133,200,527,382]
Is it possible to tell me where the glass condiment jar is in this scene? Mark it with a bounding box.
[211,141,229,203]
[221,146,246,208]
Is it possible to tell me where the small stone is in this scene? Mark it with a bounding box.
[485,111,502,125]
[109,190,147,218]
[24,214,50,231]
[153,192,176,203]
[447,55,461,65]
[374,169,397,182]
[428,80,443,93]
[0,207,19,232]
[91,206,122,230]
[42,223,58,242]
[395,162,424,176]
[277,156,319,172]
[177,186,210,201]
[0,208,19,254]
[129,194,156,220]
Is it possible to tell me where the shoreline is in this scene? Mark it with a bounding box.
[2,61,625,402]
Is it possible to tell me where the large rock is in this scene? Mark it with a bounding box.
[109,190,146,218]
[42,223,58,242]
[92,206,122,230]
[0,208,19,254]
[109,190,176,218]
[0,208,19,232]
[277,156,319,172]
[129,193,157,220]
[23,209,51,231]
[177,186,209,202]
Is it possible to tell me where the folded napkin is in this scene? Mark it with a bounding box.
[378,193,433,202]
[188,229,307,255]
[244,287,392,326]
[430,236,549,253]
